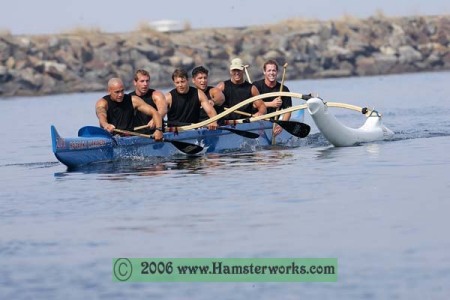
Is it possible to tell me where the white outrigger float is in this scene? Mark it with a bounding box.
[306,97,395,147]
[216,92,394,147]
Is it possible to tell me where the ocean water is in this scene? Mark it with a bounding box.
[0,71,449,299]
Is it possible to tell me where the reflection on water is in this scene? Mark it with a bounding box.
[365,143,381,156]
[52,149,299,179]
[314,142,383,160]
[54,156,219,179]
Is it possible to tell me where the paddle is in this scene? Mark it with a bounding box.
[78,125,113,137]
[243,64,252,83]
[245,118,310,138]
[223,107,311,138]
[112,128,204,155]
[269,120,310,138]
[272,62,288,145]
[134,123,260,139]
[218,126,260,139]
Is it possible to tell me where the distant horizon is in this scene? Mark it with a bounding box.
[1,0,449,35]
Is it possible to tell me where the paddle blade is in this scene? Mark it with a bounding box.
[219,127,260,139]
[168,140,204,155]
[274,120,311,138]
[78,126,112,138]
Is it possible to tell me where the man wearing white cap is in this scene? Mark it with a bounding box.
[216,58,266,120]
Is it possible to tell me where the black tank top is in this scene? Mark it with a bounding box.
[253,79,292,114]
[104,94,134,130]
[223,80,253,120]
[129,89,156,127]
[167,87,201,124]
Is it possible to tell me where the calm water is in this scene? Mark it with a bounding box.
[1,71,449,299]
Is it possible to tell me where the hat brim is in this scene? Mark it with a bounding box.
[230,66,244,71]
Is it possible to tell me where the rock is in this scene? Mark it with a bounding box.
[6,56,15,69]
[373,53,398,73]
[398,45,423,63]
[0,65,12,83]
[1,14,449,97]
[44,61,67,80]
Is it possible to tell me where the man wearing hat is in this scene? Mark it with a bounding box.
[216,58,266,120]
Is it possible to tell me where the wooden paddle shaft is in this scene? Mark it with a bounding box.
[243,65,252,83]
[113,128,153,138]
[224,107,252,116]
[134,124,150,131]
[272,63,288,144]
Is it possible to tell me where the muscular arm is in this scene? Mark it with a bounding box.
[132,96,162,127]
[215,81,225,92]
[198,90,218,130]
[251,86,266,116]
[132,95,164,140]
[266,97,282,108]
[209,87,225,106]
[152,90,168,119]
[95,98,113,131]
[281,112,292,121]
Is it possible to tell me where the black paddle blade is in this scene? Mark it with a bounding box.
[273,120,311,138]
[167,140,204,155]
[219,127,260,139]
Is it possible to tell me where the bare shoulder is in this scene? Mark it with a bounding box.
[95,97,107,108]
[251,85,260,96]
[131,94,145,103]
[197,89,208,101]
[153,90,166,100]
[215,81,225,90]
[209,87,224,101]
[209,86,222,95]
[131,95,146,107]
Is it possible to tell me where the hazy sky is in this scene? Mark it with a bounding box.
[1,0,449,35]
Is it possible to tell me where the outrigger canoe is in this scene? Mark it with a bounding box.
[306,97,394,146]
[50,91,395,167]
[51,118,305,168]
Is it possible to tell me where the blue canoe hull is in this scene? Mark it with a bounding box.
[51,114,305,168]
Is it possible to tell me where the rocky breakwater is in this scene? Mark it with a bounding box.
[0,15,449,97]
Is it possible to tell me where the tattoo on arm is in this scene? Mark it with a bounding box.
[96,106,107,118]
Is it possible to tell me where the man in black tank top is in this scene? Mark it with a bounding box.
[165,69,218,130]
[129,69,167,132]
[191,66,225,121]
[95,78,163,141]
[253,59,293,136]
[216,58,266,120]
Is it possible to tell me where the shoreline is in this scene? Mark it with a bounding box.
[0,14,449,97]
